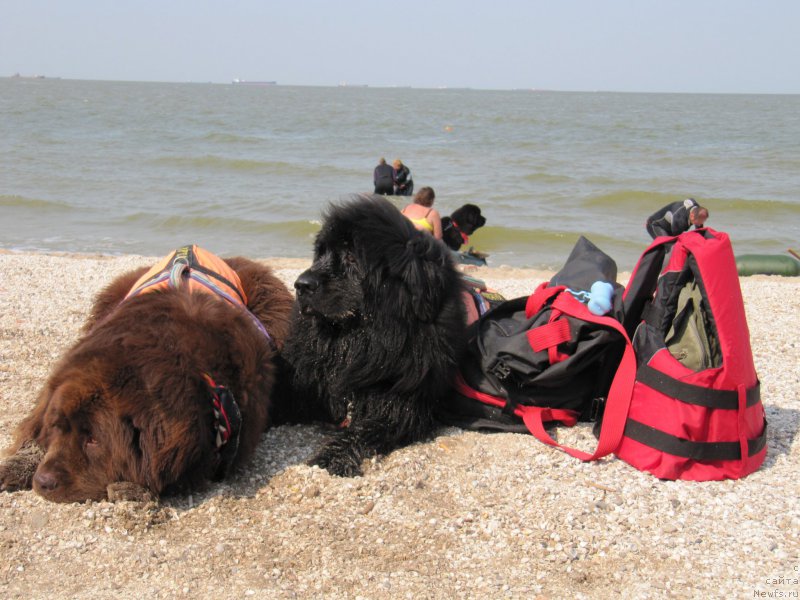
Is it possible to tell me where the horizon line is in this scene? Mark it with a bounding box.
[3,74,799,96]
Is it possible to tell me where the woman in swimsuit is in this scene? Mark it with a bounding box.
[401,187,443,240]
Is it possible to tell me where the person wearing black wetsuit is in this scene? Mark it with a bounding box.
[392,159,413,196]
[373,158,394,195]
[646,198,709,239]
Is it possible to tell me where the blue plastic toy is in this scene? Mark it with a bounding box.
[565,280,615,316]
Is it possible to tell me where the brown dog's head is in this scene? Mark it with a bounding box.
[31,359,215,503]
[28,290,269,503]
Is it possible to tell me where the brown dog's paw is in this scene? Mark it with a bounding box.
[107,481,156,503]
[0,441,44,492]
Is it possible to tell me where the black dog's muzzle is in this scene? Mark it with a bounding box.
[294,270,320,296]
[294,270,323,316]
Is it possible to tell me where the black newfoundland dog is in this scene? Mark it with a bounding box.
[273,195,466,476]
[441,203,487,251]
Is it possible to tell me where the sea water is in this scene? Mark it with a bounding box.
[1,78,798,270]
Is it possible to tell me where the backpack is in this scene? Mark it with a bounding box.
[615,228,767,480]
[438,237,638,461]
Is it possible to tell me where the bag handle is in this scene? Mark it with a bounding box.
[452,373,580,428]
[525,282,565,318]
[518,295,637,461]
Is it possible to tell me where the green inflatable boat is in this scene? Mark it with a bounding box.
[736,253,800,277]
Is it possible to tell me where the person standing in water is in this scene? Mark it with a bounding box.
[393,159,414,196]
[373,157,394,195]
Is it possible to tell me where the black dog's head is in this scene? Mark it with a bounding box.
[294,195,458,324]
[440,204,487,250]
[449,204,486,235]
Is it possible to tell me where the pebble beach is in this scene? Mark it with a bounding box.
[0,251,798,599]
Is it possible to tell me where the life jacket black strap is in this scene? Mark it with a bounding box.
[624,418,767,461]
[637,363,760,410]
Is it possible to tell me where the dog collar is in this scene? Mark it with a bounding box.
[202,373,241,476]
[451,220,470,245]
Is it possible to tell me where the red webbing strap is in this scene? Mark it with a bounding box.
[519,297,637,461]
[453,374,579,428]
[525,283,565,318]
[527,318,571,352]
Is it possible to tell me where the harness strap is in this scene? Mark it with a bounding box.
[184,263,247,306]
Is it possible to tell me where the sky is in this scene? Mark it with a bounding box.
[2,0,798,94]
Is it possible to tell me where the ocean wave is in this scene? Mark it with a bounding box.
[0,194,72,210]
[118,212,321,237]
[703,196,800,215]
[581,191,800,217]
[473,225,636,252]
[201,132,264,145]
[150,155,319,176]
[467,225,659,270]
[582,190,683,208]
[522,172,574,184]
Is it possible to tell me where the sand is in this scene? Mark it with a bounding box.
[0,251,798,599]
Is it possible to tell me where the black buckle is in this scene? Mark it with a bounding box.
[489,359,512,381]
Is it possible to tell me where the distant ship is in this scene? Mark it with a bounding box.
[232,79,276,86]
[11,73,53,79]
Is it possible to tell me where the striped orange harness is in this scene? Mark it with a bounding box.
[125,244,273,346]
[126,244,247,305]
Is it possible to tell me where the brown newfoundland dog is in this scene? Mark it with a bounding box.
[0,246,292,503]
[272,196,467,477]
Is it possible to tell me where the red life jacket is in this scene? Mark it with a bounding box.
[616,228,767,480]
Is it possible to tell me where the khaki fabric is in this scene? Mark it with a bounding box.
[665,280,721,371]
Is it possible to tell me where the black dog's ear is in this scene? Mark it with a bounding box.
[392,236,450,322]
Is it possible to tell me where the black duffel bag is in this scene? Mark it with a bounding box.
[438,237,636,460]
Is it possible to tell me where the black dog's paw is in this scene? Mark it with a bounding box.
[0,441,44,492]
[310,444,364,477]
